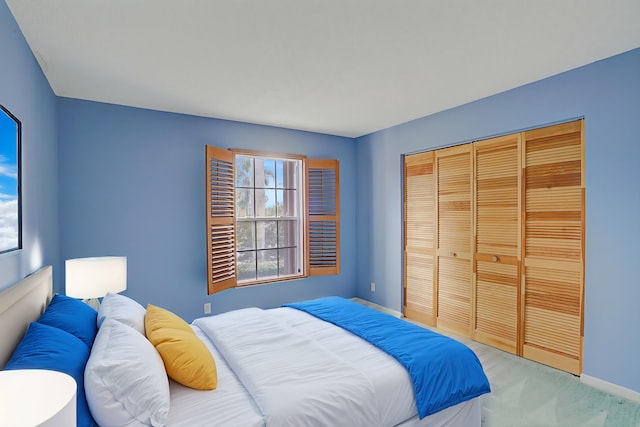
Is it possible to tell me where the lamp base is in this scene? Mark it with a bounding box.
[83,298,100,310]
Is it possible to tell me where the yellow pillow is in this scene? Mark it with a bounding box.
[145,304,217,390]
[145,304,194,334]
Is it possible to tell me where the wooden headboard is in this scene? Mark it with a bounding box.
[0,266,53,368]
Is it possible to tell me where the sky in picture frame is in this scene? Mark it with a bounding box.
[0,108,19,252]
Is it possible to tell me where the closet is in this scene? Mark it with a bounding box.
[404,151,436,325]
[473,134,521,354]
[435,145,473,336]
[403,120,584,375]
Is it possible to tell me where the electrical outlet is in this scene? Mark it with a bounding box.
[204,302,212,314]
[370,282,376,292]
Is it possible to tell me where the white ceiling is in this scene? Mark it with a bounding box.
[6,1,640,138]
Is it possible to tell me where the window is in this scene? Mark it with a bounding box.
[235,154,303,283]
[206,146,339,294]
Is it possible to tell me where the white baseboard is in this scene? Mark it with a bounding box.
[350,297,403,318]
[581,373,640,404]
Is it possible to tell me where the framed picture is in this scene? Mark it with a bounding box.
[0,104,21,254]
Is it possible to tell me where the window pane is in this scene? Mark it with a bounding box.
[278,220,297,247]
[237,251,256,282]
[277,189,297,217]
[236,222,255,251]
[255,158,275,188]
[276,160,284,188]
[236,188,254,218]
[278,247,298,276]
[232,154,304,285]
[276,190,283,217]
[256,220,277,249]
[278,160,298,189]
[236,157,253,187]
[257,249,278,279]
[255,188,276,217]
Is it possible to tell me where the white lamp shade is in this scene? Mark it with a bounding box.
[65,256,127,299]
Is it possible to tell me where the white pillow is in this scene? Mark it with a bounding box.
[98,292,146,334]
[85,318,170,427]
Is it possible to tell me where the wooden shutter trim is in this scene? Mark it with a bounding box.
[306,159,340,276]
[206,145,236,294]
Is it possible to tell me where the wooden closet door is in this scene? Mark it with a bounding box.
[522,120,584,374]
[473,134,521,354]
[404,152,436,325]
[436,145,473,336]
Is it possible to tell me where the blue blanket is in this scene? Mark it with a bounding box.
[284,297,490,418]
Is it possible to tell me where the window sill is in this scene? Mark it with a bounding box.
[237,274,305,287]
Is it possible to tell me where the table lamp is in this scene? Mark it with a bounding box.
[65,256,127,309]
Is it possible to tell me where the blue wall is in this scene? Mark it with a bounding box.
[0,1,60,290]
[57,99,357,322]
[355,48,640,393]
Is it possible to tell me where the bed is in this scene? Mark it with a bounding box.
[0,266,490,427]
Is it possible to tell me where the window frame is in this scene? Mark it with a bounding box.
[206,146,340,295]
[232,150,306,286]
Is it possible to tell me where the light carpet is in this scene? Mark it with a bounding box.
[457,336,640,427]
[355,299,640,426]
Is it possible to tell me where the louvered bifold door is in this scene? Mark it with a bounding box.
[306,159,340,276]
[404,152,436,326]
[522,120,584,374]
[436,144,473,336]
[473,134,521,354]
[206,145,236,294]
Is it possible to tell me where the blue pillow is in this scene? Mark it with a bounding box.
[4,322,94,427]
[38,293,98,348]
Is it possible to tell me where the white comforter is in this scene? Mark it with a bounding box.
[167,307,480,427]
[194,307,382,427]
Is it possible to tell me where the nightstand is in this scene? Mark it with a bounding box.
[0,369,76,426]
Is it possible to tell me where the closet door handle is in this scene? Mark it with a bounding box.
[492,255,499,262]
